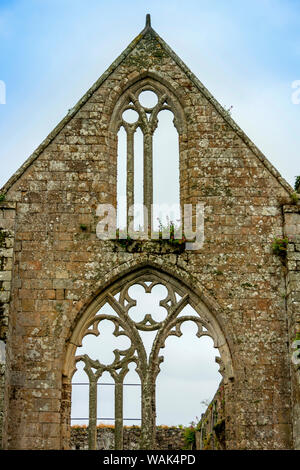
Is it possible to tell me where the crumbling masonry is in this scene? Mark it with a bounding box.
[0,16,299,449]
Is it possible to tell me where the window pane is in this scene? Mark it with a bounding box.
[117,126,127,229]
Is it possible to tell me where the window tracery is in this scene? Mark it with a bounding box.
[111,79,185,234]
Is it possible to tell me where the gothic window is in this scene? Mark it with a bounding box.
[112,79,185,235]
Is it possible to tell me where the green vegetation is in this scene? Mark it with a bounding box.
[272,237,289,259]
[241,282,253,289]
[290,192,299,204]
[213,419,225,437]
[0,229,8,248]
[294,176,300,193]
[115,229,135,248]
[114,220,188,252]
[202,432,212,450]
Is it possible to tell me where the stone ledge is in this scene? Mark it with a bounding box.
[283,204,300,213]
[0,202,16,210]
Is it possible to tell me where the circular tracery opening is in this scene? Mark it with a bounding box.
[122,109,139,123]
[79,319,131,365]
[117,82,181,234]
[138,90,158,108]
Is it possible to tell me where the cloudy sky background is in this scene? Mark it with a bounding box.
[1,0,300,426]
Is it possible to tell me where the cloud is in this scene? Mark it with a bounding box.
[1,0,299,428]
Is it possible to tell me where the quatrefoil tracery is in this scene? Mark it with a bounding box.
[75,275,220,381]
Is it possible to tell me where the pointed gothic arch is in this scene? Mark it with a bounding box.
[62,266,233,450]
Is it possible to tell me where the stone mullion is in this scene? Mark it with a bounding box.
[143,132,153,235]
[283,205,300,449]
[114,378,124,450]
[88,378,98,450]
[140,371,156,450]
[126,128,135,230]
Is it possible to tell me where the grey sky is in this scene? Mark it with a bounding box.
[1,1,299,191]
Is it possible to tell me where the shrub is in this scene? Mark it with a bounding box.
[183,425,195,449]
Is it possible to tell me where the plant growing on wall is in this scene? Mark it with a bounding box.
[272,237,289,259]
[114,219,188,252]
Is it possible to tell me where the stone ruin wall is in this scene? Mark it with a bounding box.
[196,380,225,450]
[0,361,4,449]
[70,425,185,450]
[0,202,15,342]
[0,23,299,450]
[283,204,300,449]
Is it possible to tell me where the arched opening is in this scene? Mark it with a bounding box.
[117,126,127,230]
[65,267,233,450]
[156,323,221,427]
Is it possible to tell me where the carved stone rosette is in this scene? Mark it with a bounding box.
[110,79,186,232]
